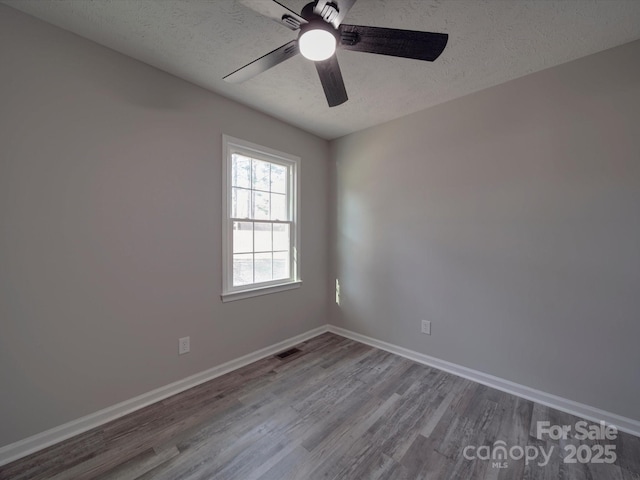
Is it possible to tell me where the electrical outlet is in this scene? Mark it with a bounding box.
[421,320,431,335]
[179,336,190,355]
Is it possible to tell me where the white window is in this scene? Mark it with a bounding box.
[222,135,301,301]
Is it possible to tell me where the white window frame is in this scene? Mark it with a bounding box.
[221,135,301,302]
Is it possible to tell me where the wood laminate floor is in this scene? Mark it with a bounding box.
[1,333,638,480]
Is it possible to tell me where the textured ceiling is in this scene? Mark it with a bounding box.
[3,0,640,139]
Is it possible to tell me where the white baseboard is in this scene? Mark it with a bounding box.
[0,325,330,467]
[327,325,640,438]
[3,323,638,467]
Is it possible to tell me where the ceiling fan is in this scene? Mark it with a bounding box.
[224,0,448,107]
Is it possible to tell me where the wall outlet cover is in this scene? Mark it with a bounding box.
[421,320,431,335]
[179,336,190,355]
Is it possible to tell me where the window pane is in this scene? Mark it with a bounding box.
[271,193,287,221]
[232,187,250,219]
[232,154,251,188]
[253,191,270,220]
[273,223,290,251]
[252,159,270,191]
[233,253,253,286]
[254,223,272,252]
[233,221,253,253]
[255,252,272,283]
[273,251,290,280]
[271,164,287,194]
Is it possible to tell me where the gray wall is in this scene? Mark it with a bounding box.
[331,40,640,421]
[0,5,329,447]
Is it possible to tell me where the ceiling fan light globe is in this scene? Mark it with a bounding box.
[299,28,336,61]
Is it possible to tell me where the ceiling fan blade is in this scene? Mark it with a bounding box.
[339,24,448,61]
[239,0,308,30]
[315,55,348,107]
[314,0,358,27]
[224,40,299,83]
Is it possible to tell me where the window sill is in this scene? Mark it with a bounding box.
[221,281,302,303]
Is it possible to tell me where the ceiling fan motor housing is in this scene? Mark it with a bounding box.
[302,1,339,23]
[299,2,339,35]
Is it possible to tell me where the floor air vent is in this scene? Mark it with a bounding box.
[275,348,300,359]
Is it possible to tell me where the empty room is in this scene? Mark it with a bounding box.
[1,0,639,479]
